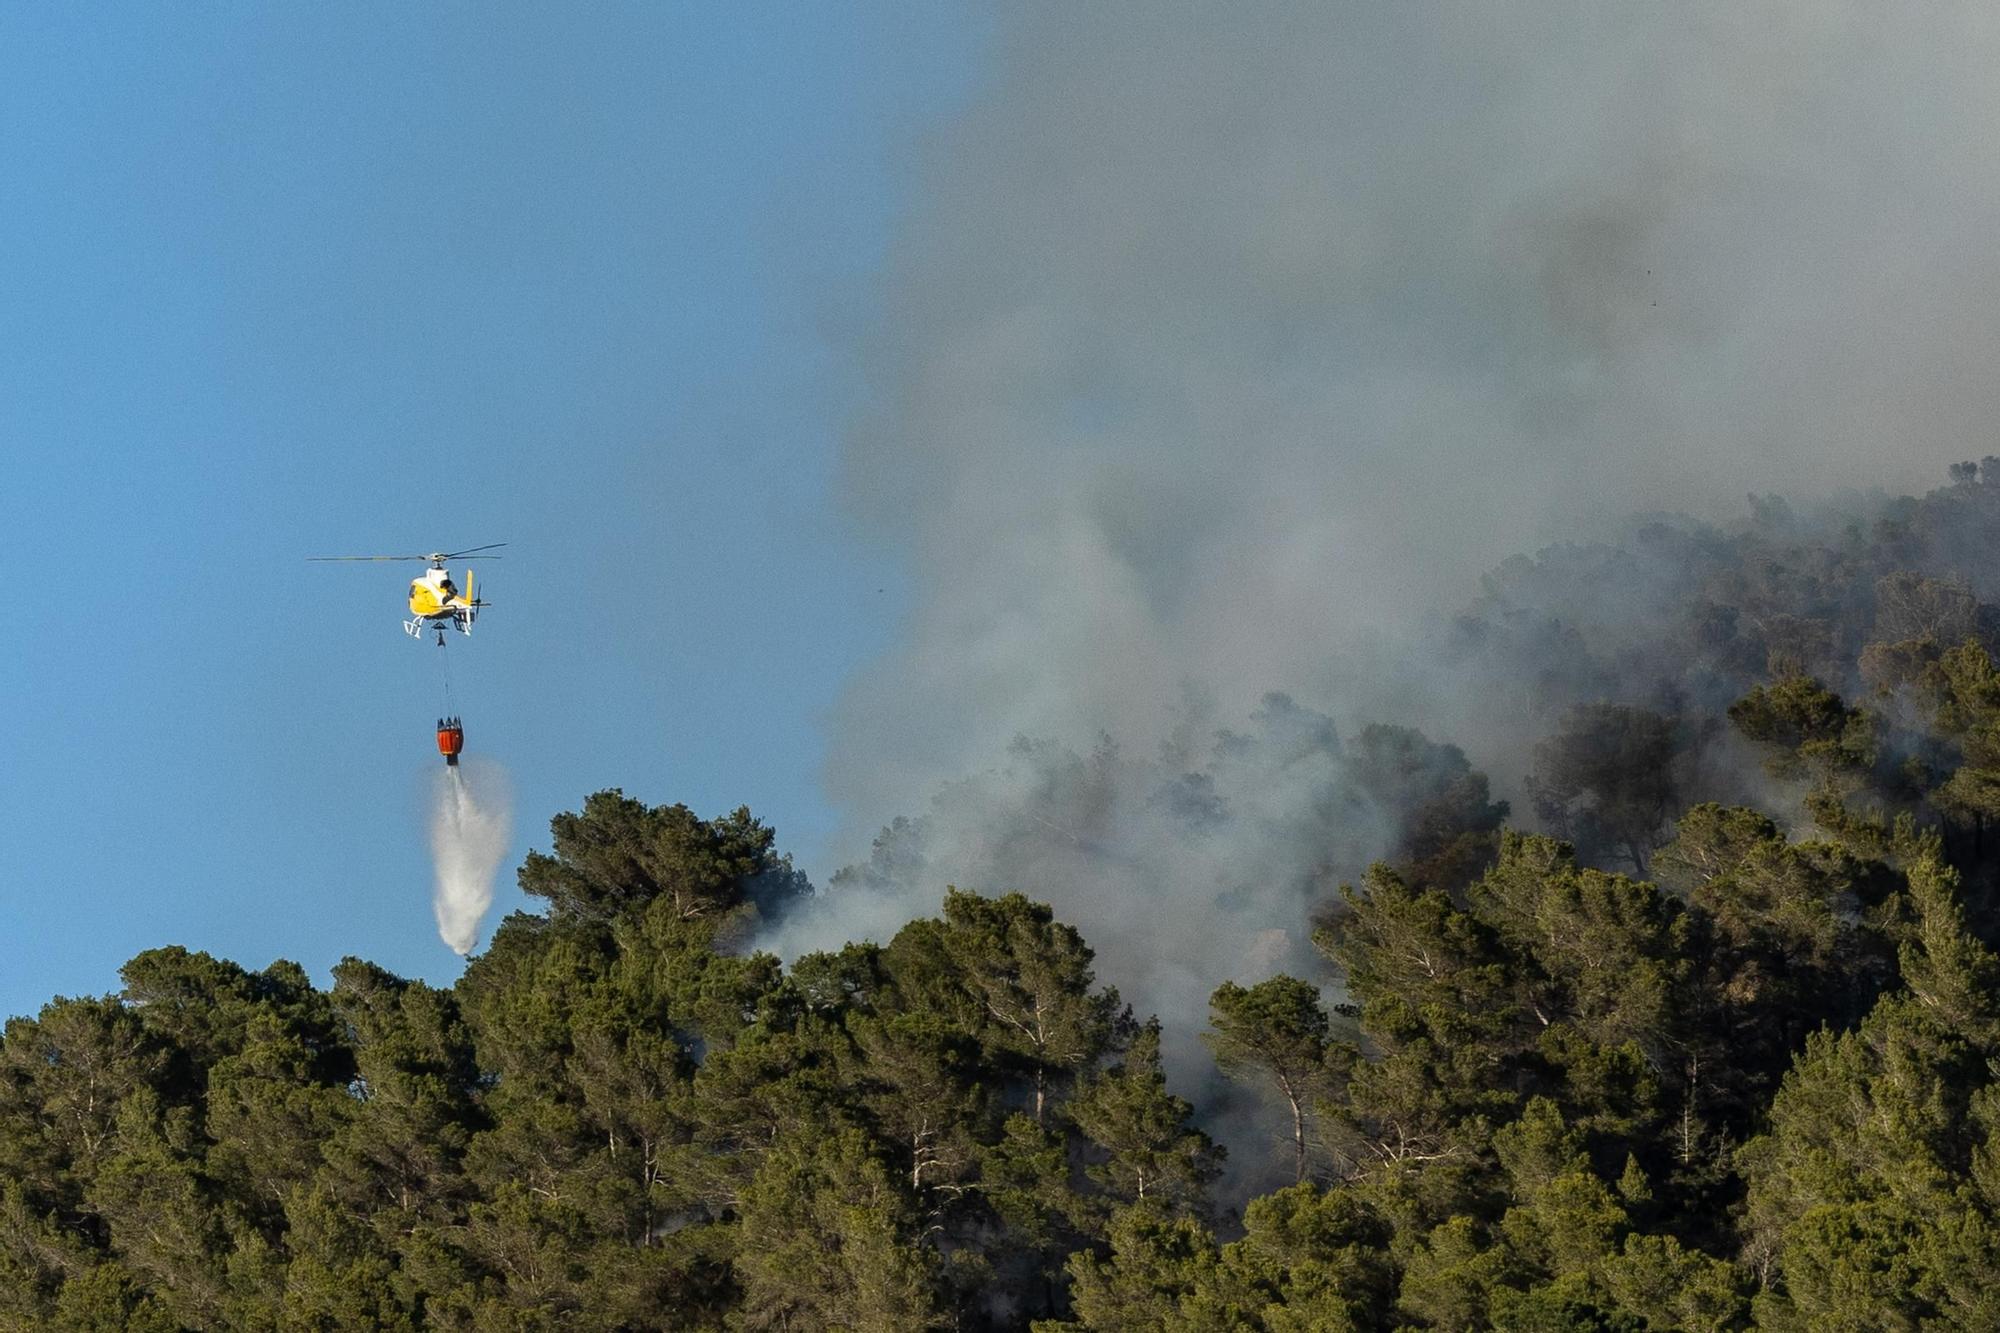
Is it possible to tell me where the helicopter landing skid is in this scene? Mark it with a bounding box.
[407,617,468,643]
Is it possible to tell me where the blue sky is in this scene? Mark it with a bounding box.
[0,5,988,1017]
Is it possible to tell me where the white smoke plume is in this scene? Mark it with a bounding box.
[811,6,2000,1034]
[429,758,512,956]
[776,693,1502,1118]
[831,3,2000,825]
[780,698,1369,1028]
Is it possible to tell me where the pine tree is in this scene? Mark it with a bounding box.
[733,1129,942,1331]
[1205,977,1332,1184]
[1068,1020,1220,1215]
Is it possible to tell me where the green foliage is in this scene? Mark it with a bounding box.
[1397,1214,1521,1330]
[894,889,1126,1127]
[1223,1183,1396,1330]
[1348,724,1511,892]
[1526,705,1682,874]
[734,1129,942,1331]
[1321,863,1515,1049]
[1068,1020,1221,1215]
[1042,1206,1240,1333]
[1729,674,1872,780]
[517,790,796,928]
[1598,1232,1747,1332]
[1655,805,1852,967]
[1205,976,1333,1183]
[1739,856,2000,1330]
[1473,833,1689,1058]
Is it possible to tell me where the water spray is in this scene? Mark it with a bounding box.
[429,758,511,956]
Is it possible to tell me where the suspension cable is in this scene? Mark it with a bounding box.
[438,632,454,712]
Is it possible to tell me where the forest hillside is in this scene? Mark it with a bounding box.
[13,470,2000,1329]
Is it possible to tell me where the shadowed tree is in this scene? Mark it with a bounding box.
[1740,857,2000,1327]
[733,1128,943,1331]
[1069,1019,1221,1216]
[79,1088,244,1328]
[518,791,805,927]
[1040,1206,1239,1333]
[1728,672,1876,788]
[1348,724,1510,892]
[932,890,1125,1127]
[1470,833,1688,1065]
[1219,1182,1397,1331]
[1312,865,1521,1198]
[1526,704,1682,875]
[316,960,484,1239]
[0,997,166,1204]
[1919,641,2000,855]
[1206,978,1333,1184]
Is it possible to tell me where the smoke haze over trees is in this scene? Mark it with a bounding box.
[795,5,2000,1077]
[827,1,2000,835]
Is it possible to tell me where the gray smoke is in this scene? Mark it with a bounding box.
[829,3,2000,828]
[430,759,512,956]
[780,697,1360,1038]
[803,4,2000,1082]
[774,693,1502,1125]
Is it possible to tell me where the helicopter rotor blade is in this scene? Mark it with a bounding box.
[306,543,506,563]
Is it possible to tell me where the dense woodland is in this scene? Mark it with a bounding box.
[20,470,2000,1328]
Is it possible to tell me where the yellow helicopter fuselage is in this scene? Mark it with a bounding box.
[409,567,474,620]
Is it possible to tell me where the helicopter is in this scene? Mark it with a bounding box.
[307,544,503,644]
